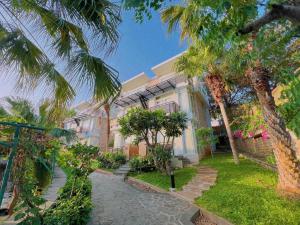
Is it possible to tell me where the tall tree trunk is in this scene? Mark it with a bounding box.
[104,103,110,151]
[246,63,300,196]
[218,101,240,164]
[205,73,240,164]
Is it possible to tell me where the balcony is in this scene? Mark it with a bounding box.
[150,101,179,114]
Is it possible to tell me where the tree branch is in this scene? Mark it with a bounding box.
[239,4,300,35]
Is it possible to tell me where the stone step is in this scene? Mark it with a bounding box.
[117,168,131,171]
[120,165,130,168]
[113,163,131,178]
[118,168,130,171]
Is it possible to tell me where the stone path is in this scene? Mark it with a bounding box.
[88,172,198,225]
[113,163,131,178]
[175,166,217,203]
[43,166,67,202]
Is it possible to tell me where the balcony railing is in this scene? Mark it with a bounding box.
[150,101,179,114]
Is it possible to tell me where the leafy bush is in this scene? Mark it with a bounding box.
[151,145,172,174]
[44,176,92,225]
[43,144,95,225]
[58,144,98,177]
[129,156,155,172]
[98,151,126,169]
[196,127,218,150]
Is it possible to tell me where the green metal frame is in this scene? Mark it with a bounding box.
[0,122,44,208]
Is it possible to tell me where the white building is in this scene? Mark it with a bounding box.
[111,53,212,163]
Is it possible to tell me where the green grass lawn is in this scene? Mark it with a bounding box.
[130,167,197,191]
[196,154,300,225]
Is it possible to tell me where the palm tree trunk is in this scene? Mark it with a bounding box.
[205,73,239,164]
[247,64,300,196]
[219,101,240,164]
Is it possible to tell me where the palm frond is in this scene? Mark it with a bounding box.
[43,0,121,53]
[0,0,121,108]
[68,50,121,101]
[41,63,75,105]
[161,6,185,35]
[28,3,88,57]
[5,96,37,123]
[0,24,46,87]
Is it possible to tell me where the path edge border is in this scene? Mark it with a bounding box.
[127,176,233,225]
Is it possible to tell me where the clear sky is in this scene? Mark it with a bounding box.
[0,8,186,105]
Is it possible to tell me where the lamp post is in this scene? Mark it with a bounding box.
[170,170,176,192]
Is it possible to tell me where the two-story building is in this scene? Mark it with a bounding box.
[111,54,212,163]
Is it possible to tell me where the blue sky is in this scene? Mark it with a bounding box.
[75,9,187,103]
[0,9,186,105]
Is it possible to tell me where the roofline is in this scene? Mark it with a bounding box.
[122,72,149,85]
[151,51,186,72]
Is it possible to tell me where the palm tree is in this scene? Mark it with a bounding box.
[176,43,239,164]
[162,5,240,164]
[0,0,122,112]
[5,97,37,123]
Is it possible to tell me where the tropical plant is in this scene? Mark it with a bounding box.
[0,0,122,115]
[124,0,300,32]
[0,97,76,129]
[196,127,218,151]
[174,42,240,164]
[119,108,187,150]
[119,108,187,173]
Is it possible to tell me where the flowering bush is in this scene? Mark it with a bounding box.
[233,130,243,139]
[261,130,269,141]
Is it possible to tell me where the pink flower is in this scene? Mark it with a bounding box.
[248,131,254,138]
[261,130,269,141]
[233,130,243,139]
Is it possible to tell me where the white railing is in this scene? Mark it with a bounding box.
[150,101,179,113]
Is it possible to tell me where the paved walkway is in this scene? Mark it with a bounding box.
[88,172,198,225]
[43,166,67,202]
[175,166,217,203]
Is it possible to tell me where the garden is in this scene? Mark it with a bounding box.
[0,0,300,225]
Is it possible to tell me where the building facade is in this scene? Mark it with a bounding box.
[64,101,108,149]
[111,54,212,163]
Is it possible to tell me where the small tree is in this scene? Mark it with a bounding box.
[196,128,218,157]
[119,108,187,173]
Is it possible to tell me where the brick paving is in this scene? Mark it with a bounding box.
[175,166,217,203]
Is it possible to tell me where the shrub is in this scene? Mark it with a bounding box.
[98,151,126,169]
[129,156,155,172]
[44,176,92,225]
[43,143,95,225]
[151,145,172,174]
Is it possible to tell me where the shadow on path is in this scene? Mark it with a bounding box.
[88,172,197,225]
